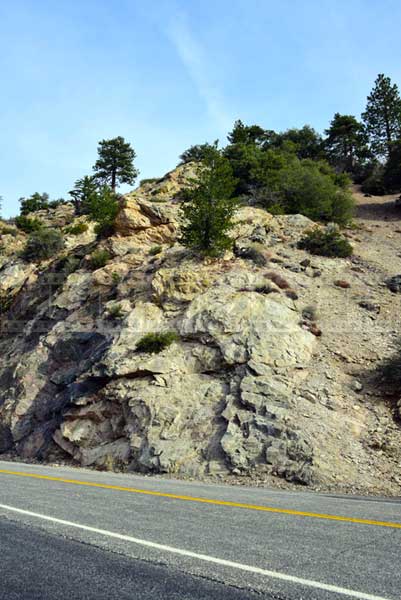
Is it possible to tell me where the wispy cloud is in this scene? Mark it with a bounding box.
[166,13,232,132]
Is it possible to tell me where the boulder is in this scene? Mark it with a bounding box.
[78,438,131,469]
[179,277,315,368]
[385,275,401,293]
[151,266,217,306]
[0,261,35,293]
[115,196,178,241]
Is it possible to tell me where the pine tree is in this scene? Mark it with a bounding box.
[275,126,323,160]
[180,147,238,256]
[69,175,98,214]
[362,74,401,158]
[227,119,269,146]
[382,139,401,192]
[179,141,218,164]
[93,137,138,191]
[325,113,370,173]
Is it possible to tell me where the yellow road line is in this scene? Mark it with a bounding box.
[1,468,400,529]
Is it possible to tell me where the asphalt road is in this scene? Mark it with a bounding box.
[0,460,400,600]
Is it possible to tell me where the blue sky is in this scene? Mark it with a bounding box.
[1,0,401,217]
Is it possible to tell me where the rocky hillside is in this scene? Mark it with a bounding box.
[0,166,400,495]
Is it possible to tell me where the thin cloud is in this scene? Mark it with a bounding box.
[167,14,233,132]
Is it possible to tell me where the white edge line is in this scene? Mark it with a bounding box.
[0,503,391,600]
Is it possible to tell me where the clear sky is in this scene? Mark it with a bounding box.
[1,0,401,217]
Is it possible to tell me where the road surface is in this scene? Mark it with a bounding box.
[0,460,400,599]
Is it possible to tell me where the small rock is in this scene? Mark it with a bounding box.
[302,306,317,321]
[300,258,311,268]
[351,380,363,392]
[284,264,302,273]
[270,257,284,264]
[334,280,351,289]
[309,324,322,337]
[301,391,317,404]
[385,275,401,293]
[358,300,380,314]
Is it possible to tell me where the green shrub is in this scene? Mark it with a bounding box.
[140,177,160,186]
[0,225,18,236]
[0,291,13,313]
[361,165,387,195]
[65,222,88,235]
[19,192,49,215]
[149,196,167,203]
[61,255,81,275]
[223,137,354,224]
[94,222,115,237]
[90,249,110,270]
[274,160,354,225]
[15,215,43,233]
[264,202,285,215]
[23,229,64,262]
[298,226,353,258]
[48,198,67,209]
[111,272,122,285]
[149,245,162,256]
[108,303,124,320]
[136,331,179,354]
[87,186,119,238]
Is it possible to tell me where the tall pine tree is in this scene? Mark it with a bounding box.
[93,137,138,191]
[362,74,401,158]
[325,113,369,173]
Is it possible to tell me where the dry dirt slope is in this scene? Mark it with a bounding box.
[293,185,401,494]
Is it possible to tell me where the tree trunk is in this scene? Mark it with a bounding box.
[111,170,116,192]
[384,105,392,157]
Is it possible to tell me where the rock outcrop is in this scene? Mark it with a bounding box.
[0,171,400,495]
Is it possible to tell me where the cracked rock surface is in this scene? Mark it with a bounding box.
[0,172,401,495]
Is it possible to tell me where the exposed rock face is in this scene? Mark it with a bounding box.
[27,203,76,227]
[178,273,313,368]
[0,170,400,495]
[115,197,178,242]
[135,162,197,202]
[0,423,13,453]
